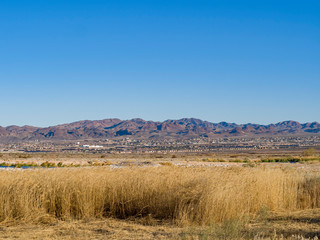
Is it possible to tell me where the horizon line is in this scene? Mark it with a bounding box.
[1,118,319,129]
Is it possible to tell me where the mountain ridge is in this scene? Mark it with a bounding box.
[0,118,319,141]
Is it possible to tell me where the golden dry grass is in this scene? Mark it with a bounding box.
[0,165,319,228]
[0,218,184,240]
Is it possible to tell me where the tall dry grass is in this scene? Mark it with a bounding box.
[0,166,319,226]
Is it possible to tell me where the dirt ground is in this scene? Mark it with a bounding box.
[1,209,320,239]
[0,218,183,240]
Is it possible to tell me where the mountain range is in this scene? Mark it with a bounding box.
[0,118,320,142]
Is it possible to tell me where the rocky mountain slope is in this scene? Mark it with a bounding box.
[0,118,319,141]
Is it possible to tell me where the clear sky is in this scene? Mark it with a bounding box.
[0,0,319,127]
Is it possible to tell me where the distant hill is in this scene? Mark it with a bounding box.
[0,118,319,141]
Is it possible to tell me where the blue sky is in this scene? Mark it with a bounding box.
[0,0,319,127]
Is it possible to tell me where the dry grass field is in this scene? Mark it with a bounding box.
[0,162,320,239]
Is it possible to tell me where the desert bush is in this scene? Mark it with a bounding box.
[102,160,112,166]
[302,148,316,157]
[40,161,56,168]
[201,158,226,163]
[229,159,246,163]
[17,154,32,159]
[261,157,300,163]
[159,162,174,166]
[57,162,64,167]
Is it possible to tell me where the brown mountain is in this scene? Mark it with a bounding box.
[0,119,319,141]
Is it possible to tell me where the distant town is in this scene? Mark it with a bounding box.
[1,135,319,154]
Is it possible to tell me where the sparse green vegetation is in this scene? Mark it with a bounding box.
[40,161,56,168]
[201,158,226,162]
[0,162,38,168]
[260,157,320,163]
[229,159,249,163]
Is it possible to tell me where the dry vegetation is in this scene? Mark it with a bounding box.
[0,164,320,239]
